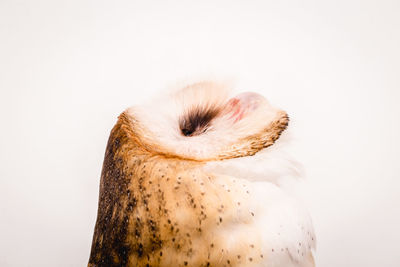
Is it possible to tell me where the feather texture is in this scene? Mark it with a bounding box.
[88,81,315,267]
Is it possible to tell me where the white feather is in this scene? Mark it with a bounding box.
[205,138,316,267]
[127,81,283,160]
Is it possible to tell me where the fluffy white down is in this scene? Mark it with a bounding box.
[204,136,316,267]
[128,83,282,160]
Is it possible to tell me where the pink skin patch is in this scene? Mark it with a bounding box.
[223,92,266,122]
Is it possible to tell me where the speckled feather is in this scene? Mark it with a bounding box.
[88,82,315,267]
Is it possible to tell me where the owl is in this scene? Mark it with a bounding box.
[88,81,315,267]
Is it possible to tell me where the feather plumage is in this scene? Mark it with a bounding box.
[88,81,315,267]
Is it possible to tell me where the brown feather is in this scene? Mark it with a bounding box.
[88,113,268,267]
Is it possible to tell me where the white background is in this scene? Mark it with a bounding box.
[1,0,399,266]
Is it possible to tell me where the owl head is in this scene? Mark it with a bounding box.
[127,81,288,161]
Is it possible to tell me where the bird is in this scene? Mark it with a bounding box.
[88,81,316,267]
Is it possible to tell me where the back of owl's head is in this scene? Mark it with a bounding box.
[126,81,288,161]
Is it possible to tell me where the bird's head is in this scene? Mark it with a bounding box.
[127,81,288,161]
